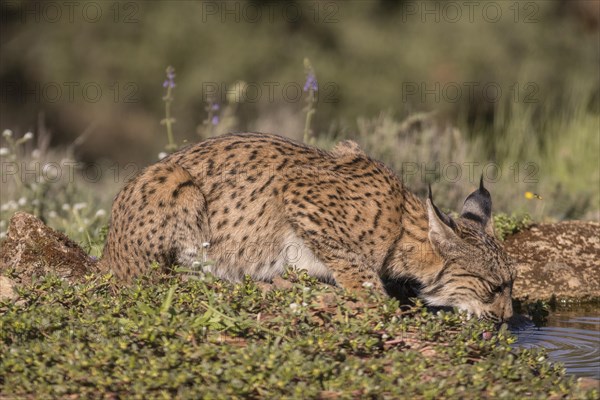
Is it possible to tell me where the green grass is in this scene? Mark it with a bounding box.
[492,213,533,241]
[1,270,597,399]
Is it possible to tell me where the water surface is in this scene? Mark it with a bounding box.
[514,310,600,379]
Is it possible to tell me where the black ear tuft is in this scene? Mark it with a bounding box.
[429,184,456,230]
[461,177,494,234]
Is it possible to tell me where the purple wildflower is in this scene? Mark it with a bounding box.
[212,103,220,111]
[211,115,220,126]
[163,67,176,89]
[303,72,318,92]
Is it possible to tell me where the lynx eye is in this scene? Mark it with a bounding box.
[492,284,504,294]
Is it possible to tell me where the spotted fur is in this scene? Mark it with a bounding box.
[99,133,516,321]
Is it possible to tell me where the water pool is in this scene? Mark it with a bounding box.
[514,310,600,380]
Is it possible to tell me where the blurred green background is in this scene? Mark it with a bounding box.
[1,0,599,228]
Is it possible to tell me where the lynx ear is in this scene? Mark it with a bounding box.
[460,175,495,236]
[427,185,460,255]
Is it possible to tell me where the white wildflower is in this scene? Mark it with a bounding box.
[31,149,41,159]
[78,227,84,233]
[192,261,202,268]
[381,333,389,340]
[2,129,13,138]
[0,232,5,240]
[0,148,9,156]
[362,281,374,289]
[7,201,18,210]
[95,209,106,218]
[23,132,34,141]
[301,302,308,307]
[302,286,310,292]
[17,197,27,206]
[73,202,87,211]
[289,303,299,311]
[83,218,90,225]
[48,211,58,218]
[0,221,5,229]
[158,152,168,160]
[0,204,8,212]
[62,204,71,211]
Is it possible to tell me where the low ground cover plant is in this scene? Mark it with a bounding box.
[1,270,597,399]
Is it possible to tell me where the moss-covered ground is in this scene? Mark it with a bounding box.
[1,269,596,399]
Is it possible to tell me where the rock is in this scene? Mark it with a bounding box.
[504,221,600,302]
[575,377,600,393]
[0,275,17,301]
[0,212,100,285]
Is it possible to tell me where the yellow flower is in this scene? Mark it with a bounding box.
[524,192,543,200]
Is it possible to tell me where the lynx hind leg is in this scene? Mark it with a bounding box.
[100,162,210,281]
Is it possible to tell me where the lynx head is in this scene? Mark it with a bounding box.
[422,177,516,322]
